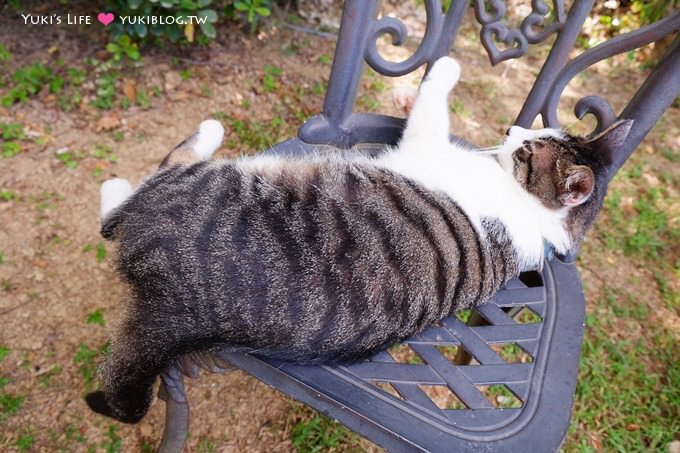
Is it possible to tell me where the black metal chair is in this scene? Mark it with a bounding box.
[156,2,680,451]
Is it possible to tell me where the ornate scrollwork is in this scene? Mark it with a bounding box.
[542,10,680,134]
[364,0,445,76]
[474,0,566,65]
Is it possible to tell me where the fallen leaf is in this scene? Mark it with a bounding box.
[122,78,137,103]
[96,114,121,132]
[170,91,190,102]
[139,422,152,437]
[164,71,182,92]
[184,22,195,43]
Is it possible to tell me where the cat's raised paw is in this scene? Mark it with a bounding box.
[426,56,461,91]
[193,119,224,160]
[100,178,133,221]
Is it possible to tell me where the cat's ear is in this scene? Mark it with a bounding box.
[585,119,634,164]
[559,165,594,207]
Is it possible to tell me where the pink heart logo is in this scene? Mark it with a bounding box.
[97,12,114,26]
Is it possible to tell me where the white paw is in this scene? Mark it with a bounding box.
[392,85,418,116]
[100,178,133,221]
[193,119,224,160]
[426,56,461,91]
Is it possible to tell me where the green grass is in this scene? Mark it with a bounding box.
[566,293,679,451]
[15,428,35,451]
[1,122,26,158]
[197,437,218,453]
[73,343,101,389]
[0,392,25,421]
[1,63,62,107]
[600,158,679,262]
[290,406,363,453]
[0,190,16,201]
[262,64,282,93]
[96,242,107,263]
[101,424,122,453]
[64,422,87,444]
[86,309,105,326]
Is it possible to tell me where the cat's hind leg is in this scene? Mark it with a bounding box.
[159,119,224,168]
[399,57,461,146]
[86,318,181,424]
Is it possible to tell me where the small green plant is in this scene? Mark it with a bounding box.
[450,98,470,118]
[197,437,217,453]
[96,242,107,262]
[0,43,11,62]
[67,67,86,86]
[64,423,87,444]
[15,428,35,451]
[291,411,359,452]
[56,149,86,169]
[233,0,272,32]
[1,122,26,158]
[106,35,141,65]
[87,309,106,326]
[1,122,24,140]
[262,64,282,93]
[0,393,25,419]
[0,346,9,361]
[102,424,123,453]
[93,144,114,160]
[73,343,100,387]
[137,89,151,108]
[92,73,119,110]
[2,63,62,107]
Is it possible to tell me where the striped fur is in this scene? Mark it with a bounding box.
[86,58,631,424]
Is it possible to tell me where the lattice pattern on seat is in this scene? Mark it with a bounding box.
[324,270,548,433]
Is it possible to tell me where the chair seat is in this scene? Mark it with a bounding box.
[215,258,585,451]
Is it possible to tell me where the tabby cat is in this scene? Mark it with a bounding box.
[86,57,632,424]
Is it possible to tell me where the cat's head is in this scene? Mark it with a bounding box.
[498,120,633,251]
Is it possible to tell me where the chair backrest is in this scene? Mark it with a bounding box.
[297,0,680,181]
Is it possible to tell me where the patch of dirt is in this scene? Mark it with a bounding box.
[1,1,677,452]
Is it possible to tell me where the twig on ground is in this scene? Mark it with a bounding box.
[282,23,336,39]
[171,57,233,67]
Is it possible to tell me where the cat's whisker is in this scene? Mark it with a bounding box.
[473,146,507,155]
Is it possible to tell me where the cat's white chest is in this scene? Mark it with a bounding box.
[374,145,563,269]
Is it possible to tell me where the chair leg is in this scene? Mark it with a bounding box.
[453,311,489,365]
[157,367,189,453]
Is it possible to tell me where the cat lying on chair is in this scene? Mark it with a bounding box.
[86,57,632,424]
